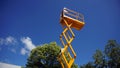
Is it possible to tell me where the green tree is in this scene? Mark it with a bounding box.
[105,40,120,68]
[80,40,120,68]
[93,49,107,68]
[72,63,79,68]
[26,42,78,68]
[26,42,61,68]
[80,62,94,68]
[21,66,25,68]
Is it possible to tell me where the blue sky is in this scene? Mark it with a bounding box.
[0,0,120,67]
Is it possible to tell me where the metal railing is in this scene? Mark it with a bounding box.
[62,8,84,22]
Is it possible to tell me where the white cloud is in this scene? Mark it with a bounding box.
[0,36,36,55]
[21,37,36,55]
[21,37,36,51]
[0,36,18,53]
[5,36,17,45]
[21,48,28,55]
[0,36,17,45]
[0,62,21,68]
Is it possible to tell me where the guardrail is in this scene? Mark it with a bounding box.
[62,8,84,22]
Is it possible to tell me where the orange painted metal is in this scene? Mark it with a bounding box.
[58,8,85,68]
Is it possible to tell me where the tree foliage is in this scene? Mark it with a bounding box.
[26,42,78,68]
[80,62,94,68]
[93,49,105,68]
[105,40,120,67]
[26,42,61,68]
[80,40,120,68]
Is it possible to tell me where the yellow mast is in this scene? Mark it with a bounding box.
[58,8,85,68]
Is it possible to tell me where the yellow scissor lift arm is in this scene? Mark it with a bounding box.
[58,8,85,68]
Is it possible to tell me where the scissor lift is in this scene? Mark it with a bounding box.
[58,8,85,68]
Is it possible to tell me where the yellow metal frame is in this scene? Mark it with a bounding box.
[58,8,85,68]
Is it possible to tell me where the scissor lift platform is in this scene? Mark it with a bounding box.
[60,8,85,30]
[58,8,85,68]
